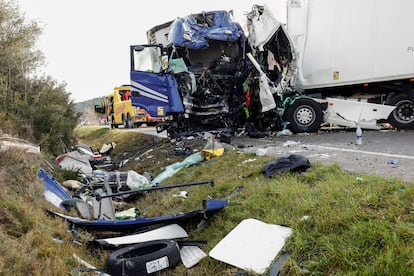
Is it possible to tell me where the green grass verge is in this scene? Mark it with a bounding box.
[3,126,413,275]
[163,152,414,275]
[75,127,414,275]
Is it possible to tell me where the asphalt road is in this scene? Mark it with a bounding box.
[131,125,167,138]
[132,125,414,183]
[233,129,414,183]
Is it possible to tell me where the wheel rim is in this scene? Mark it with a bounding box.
[393,100,414,124]
[128,115,133,127]
[294,105,315,127]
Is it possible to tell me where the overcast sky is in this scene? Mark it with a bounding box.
[17,0,285,103]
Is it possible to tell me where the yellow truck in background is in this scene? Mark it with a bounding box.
[94,85,165,128]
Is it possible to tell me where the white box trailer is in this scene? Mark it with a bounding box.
[287,0,414,89]
[283,0,414,129]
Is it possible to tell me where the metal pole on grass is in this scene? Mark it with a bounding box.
[95,179,215,200]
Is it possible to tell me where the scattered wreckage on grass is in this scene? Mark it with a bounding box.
[41,173,244,275]
[39,131,271,274]
[43,161,226,233]
[48,198,228,233]
[39,168,233,274]
[41,140,311,274]
[56,143,117,174]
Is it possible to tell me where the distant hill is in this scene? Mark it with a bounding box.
[75,98,102,125]
[75,98,98,113]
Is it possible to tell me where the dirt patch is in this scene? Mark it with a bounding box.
[110,135,209,177]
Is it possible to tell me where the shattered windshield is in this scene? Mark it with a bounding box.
[133,47,162,73]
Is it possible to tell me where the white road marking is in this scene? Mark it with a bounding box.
[305,144,414,160]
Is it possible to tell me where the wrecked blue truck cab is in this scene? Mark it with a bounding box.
[130,8,298,137]
[130,10,250,136]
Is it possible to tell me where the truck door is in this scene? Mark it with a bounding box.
[130,45,184,118]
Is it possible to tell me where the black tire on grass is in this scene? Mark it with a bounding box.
[105,239,181,276]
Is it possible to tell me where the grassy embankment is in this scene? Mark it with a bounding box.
[1,126,414,275]
[0,146,97,275]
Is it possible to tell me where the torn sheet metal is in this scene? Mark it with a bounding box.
[168,10,245,49]
[246,4,283,52]
[83,170,152,199]
[38,168,71,210]
[72,144,95,156]
[56,151,93,174]
[48,198,229,233]
[246,53,277,112]
[324,97,396,129]
[95,224,188,247]
[209,218,292,274]
[246,4,297,107]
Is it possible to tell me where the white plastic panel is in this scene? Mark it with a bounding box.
[209,218,292,274]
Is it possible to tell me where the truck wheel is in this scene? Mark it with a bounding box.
[386,93,414,129]
[111,117,118,129]
[122,115,129,129]
[285,98,323,133]
[126,113,134,128]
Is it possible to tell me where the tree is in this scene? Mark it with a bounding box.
[0,0,80,154]
[26,77,80,154]
[0,0,43,112]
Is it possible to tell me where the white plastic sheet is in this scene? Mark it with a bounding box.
[209,218,292,274]
[96,224,188,246]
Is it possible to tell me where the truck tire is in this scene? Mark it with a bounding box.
[122,115,129,129]
[126,113,134,128]
[386,93,414,129]
[105,239,180,276]
[111,117,118,129]
[284,98,323,133]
